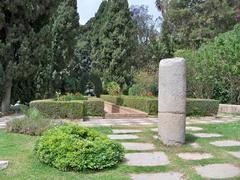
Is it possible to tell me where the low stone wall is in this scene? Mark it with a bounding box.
[218,104,240,115]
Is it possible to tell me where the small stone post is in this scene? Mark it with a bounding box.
[158,58,186,146]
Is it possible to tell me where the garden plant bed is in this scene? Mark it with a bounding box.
[0,117,239,180]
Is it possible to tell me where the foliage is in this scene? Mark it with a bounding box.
[101,95,220,116]
[6,108,53,136]
[0,0,79,112]
[30,100,84,119]
[186,99,220,116]
[35,124,125,171]
[160,0,239,53]
[106,82,121,96]
[176,24,240,104]
[128,84,142,96]
[30,98,104,118]
[56,93,87,101]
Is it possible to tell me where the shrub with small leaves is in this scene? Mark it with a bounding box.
[106,82,121,96]
[35,124,125,171]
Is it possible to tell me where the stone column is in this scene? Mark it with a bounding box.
[158,58,186,146]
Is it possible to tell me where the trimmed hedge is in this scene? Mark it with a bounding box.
[186,98,219,116]
[101,95,219,116]
[35,124,125,171]
[30,99,104,119]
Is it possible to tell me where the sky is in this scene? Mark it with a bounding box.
[77,0,160,25]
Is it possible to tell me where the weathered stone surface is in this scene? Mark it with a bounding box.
[228,151,240,158]
[193,133,222,138]
[121,143,155,151]
[130,172,184,180]
[151,128,158,132]
[189,143,201,149]
[210,140,240,147]
[158,113,186,145]
[195,164,240,179]
[112,129,142,134]
[125,152,169,166]
[158,58,186,146]
[177,153,213,160]
[186,126,203,131]
[158,58,186,114]
[107,134,139,140]
[0,161,8,170]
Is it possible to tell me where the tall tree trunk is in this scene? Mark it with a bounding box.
[1,62,13,113]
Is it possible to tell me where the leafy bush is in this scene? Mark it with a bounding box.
[106,82,121,96]
[56,93,87,101]
[101,95,219,116]
[175,24,240,104]
[35,124,125,171]
[186,98,220,116]
[6,108,53,136]
[83,98,104,117]
[30,99,104,119]
[30,100,84,119]
[128,84,142,96]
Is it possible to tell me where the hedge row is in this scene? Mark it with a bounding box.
[30,99,104,119]
[100,95,219,116]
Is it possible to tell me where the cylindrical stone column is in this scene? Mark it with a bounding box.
[158,58,186,146]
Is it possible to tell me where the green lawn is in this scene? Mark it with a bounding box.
[0,121,240,180]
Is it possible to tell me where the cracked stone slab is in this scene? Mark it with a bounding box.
[130,172,184,180]
[195,164,240,179]
[0,161,8,170]
[177,152,213,160]
[186,126,203,131]
[228,151,240,158]
[210,140,240,147]
[121,142,155,151]
[125,152,169,166]
[107,134,139,140]
[193,133,222,138]
[112,129,142,134]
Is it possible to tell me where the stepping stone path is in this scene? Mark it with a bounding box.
[193,133,222,138]
[108,134,139,140]
[195,164,240,179]
[177,152,213,160]
[121,142,155,151]
[112,129,142,134]
[210,140,240,147]
[0,161,8,170]
[130,172,184,180]
[186,126,203,131]
[228,151,240,158]
[125,152,169,166]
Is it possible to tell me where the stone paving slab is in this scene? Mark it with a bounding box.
[210,140,240,147]
[186,126,203,131]
[130,172,184,180]
[112,129,142,134]
[107,134,139,140]
[189,143,201,149]
[228,151,240,158]
[193,133,222,138]
[195,163,240,179]
[121,142,155,151]
[0,161,8,170]
[125,152,169,166]
[177,152,213,160]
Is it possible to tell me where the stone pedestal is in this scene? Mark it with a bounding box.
[158,58,186,145]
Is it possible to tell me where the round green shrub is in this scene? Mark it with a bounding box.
[106,82,121,96]
[35,125,125,171]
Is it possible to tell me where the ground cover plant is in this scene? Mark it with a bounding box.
[35,124,125,171]
[6,108,53,136]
